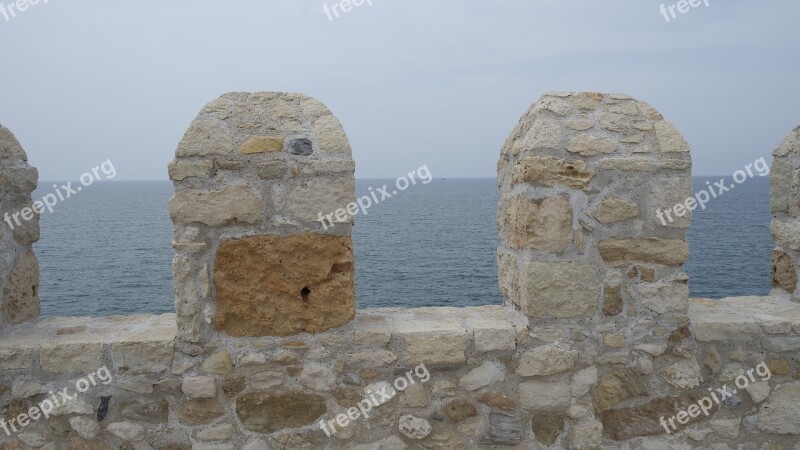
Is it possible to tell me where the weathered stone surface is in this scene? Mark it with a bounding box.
[239,136,284,154]
[39,342,104,373]
[445,399,477,422]
[758,382,800,434]
[772,219,800,250]
[520,381,570,412]
[176,119,233,157]
[214,234,355,337]
[521,261,600,318]
[0,125,27,159]
[521,117,562,151]
[168,159,214,180]
[288,178,356,222]
[403,382,429,408]
[0,347,31,370]
[351,436,408,450]
[236,391,326,433]
[603,283,623,316]
[169,185,263,226]
[395,319,468,365]
[595,196,639,223]
[651,176,692,228]
[106,422,145,442]
[592,368,649,412]
[598,238,689,266]
[480,413,524,446]
[516,343,577,377]
[571,419,603,449]
[299,363,337,391]
[503,195,572,252]
[655,121,689,153]
[477,392,516,411]
[763,336,800,352]
[459,361,505,391]
[567,134,616,156]
[112,340,174,374]
[512,156,595,190]
[182,376,216,399]
[69,416,100,440]
[772,250,797,291]
[470,318,516,353]
[179,399,225,425]
[745,381,771,403]
[315,115,351,153]
[660,359,701,389]
[531,415,564,445]
[660,159,692,170]
[200,351,233,374]
[398,414,432,439]
[1,251,40,325]
[635,283,689,315]
[571,366,598,397]
[774,128,800,156]
[771,158,792,212]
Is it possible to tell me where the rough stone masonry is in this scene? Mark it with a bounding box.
[0,124,40,329]
[1,94,800,448]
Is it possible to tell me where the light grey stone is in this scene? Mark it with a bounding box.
[520,381,570,412]
[516,343,577,377]
[169,185,263,226]
[521,261,600,319]
[459,361,505,391]
[182,376,216,399]
[398,414,432,439]
[176,119,233,157]
[107,421,146,442]
[299,363,337,391]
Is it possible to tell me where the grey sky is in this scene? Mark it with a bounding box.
[1,0,798,180]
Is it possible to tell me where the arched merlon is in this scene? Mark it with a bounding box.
[497,92,692,323]
[168,92,357,342]
[0,124,40,328]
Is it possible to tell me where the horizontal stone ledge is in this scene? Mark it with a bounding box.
[690,296,800,342]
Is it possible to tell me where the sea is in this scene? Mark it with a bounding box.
[30,177,772,317]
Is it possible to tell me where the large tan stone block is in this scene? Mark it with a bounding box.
[520,262,600,319]
[503,195,572,253]
[214,233,355,337]
[40,342,104,373]
[288,178,356,222]
[595,196,638,224]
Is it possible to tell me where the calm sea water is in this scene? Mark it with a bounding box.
[31,177,772,317]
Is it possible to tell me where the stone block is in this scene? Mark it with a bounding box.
[239,136,284,154]
[598,238,688,266]
[516,343,577,377]
[168,159,214,180]
[214,234,355,337]
[182,376,216,399]
[315,115,351,153]
[169,185,263,226]
[39,342,104,373]
[503,195,572,253]
[176,119,233,157]
[520,261,600,319]
[655,120,689,153]
[288,178,356,222]
[112,340,174,374]
[469,318,516,353]
[395,319,468,365]
[595,196,639,223]
[520,381,570,412]
[512,156,594,190]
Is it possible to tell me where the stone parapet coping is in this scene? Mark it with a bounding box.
[690,295,800,342]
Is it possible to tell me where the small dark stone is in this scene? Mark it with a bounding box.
[723,392,742,409]
[431,411,444,421]
[480,412,524,446]
[97,395,111,422]
[289,139,313,156]
[446,399,477,422]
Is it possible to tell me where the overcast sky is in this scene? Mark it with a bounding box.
[1,0,798,180]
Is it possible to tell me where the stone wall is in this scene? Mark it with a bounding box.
[770,124,800,297]
[0,124,40,329]
[1,93,800,449]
